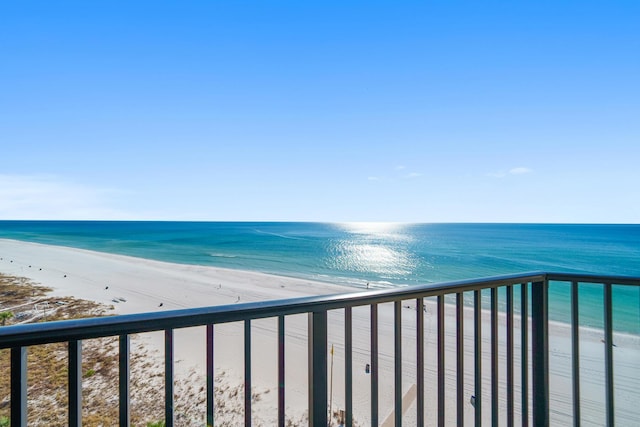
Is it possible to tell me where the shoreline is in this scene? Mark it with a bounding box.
[1,238,638,425]
[0,238,351,315]
[1,238,637,338]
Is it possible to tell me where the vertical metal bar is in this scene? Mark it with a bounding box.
[521,283,529,427]
[532,280,549,427]
[278,315,286,427]
[244,319,252,427]
[474,290,482,427]
[308,311,328,427]
[437,295,445,427]
[417,298,425,427]
[69,340,82,427]
[571,281,581,427]
[491,287,499,427]
[371,303,379,426]
[165,329,174,427]
[395,300,402,427]
[344,307,353,427]
[604,283,614,427]
[10,346,27,427]
[119,334,130,427]
[206,324,214,427]
[507,285,514,427]
[456,292,464,427]
[345,307,353,427]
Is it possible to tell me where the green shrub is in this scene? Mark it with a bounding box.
[0,311,13,326]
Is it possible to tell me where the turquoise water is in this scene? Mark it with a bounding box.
[0,221,638,333]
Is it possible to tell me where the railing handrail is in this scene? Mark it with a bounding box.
[1,271,638,349]
[546,271,640,285]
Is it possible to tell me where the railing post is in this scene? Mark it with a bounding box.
[69,340,82,427]
[206,324,214,427]
[245,319,252,427]
[11,346,27,427]
[308,310,328,427]
[119,334,130,427]
[532,279,549,427]
[165,329,174,427]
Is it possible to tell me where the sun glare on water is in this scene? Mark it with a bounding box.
[337,222,413,239]
[329,222,417,280]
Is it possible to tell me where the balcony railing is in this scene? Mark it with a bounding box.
[0,271,638,426]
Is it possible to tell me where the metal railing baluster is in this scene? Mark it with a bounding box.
[371,303,379,426]
[437,295,444,427]
[345,306,353,427]
[69,340,82,427]
[456,292,464,427]
[604,283,614,427]
[395,300,402,427]
[571,281,580,427]
[119,334,130,427]
[417,298,424,427]
[491,287,498,426]
[507,285,514,427]
[165,328,174,427]
[206,324,214,426]
[521,283,529,427]
[244,320,252,427]
[11,346,27,427]
[278,315,285,427]
[474,290,482,427]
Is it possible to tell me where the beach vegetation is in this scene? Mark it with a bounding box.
[0,274,314,426]
[0,311,12,326]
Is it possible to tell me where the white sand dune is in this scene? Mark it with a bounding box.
[1,238,638,425]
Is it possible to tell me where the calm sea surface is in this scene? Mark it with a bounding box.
[0,221,638,333]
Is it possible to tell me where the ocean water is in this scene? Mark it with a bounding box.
[0,221,638,333]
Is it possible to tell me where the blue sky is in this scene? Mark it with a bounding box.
[1,1,638,222]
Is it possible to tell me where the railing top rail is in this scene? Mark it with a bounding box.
[0,271,638,348]
[546,272,640,285]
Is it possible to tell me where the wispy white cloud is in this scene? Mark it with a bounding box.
[487,167,533,178]
[0,174,130,219]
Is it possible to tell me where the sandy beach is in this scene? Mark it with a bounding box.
[1,238,638,426]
